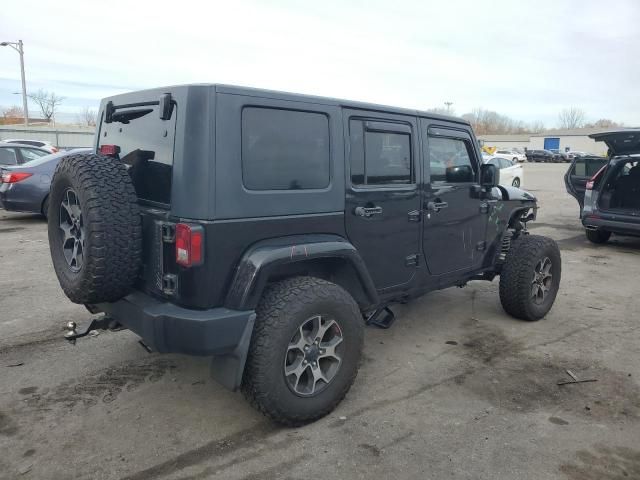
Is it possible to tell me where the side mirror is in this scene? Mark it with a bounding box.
[445,164,474,183]
[480,163,499,188]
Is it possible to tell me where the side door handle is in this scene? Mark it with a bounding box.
[426,201,448,212]
[354,206,383,217]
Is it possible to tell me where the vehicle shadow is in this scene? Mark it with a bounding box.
[0,212,45,224]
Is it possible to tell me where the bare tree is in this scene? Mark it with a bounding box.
[77,106,97,127]
[585,118,623,129]
[558,107,586,129]
[427,107,452,116]
[1,105,24,120]
[528,121,546,133]
[28,89,65,122]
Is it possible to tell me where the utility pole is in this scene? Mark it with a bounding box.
[1,40,29,125]
[444,101,453,113]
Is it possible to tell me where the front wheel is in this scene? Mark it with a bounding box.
[499,235,561,321]
[512,177,521,188]
[242,276,363,426]
[586,228,611,244]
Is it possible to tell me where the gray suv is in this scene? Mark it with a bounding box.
[565,130,640,243]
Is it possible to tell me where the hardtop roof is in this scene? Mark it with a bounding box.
[101,83,470,126]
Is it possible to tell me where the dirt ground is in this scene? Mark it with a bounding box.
[1,163,639,480]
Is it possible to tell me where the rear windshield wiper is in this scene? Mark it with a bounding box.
[110,108,153,124]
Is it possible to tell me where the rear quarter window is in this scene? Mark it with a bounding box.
[241,107,330,190]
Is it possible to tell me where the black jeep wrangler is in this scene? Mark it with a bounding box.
[47,85,560,425]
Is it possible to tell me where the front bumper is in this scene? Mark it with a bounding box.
[97,292,256,356]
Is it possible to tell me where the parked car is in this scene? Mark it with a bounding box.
[484,157,524,187]
[493,149,526,163]
[47,84,560,426]
[2,139,59,153]
[0,143,50,166]
[0,148,91,217]
[548,149,564,163]
[565,151,593,161]
[564,130,639,243]
[526,149,555,163]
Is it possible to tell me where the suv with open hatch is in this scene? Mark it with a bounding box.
[47,84,561,426]
[565,130,640,244]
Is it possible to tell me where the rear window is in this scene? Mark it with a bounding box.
[0,148,18,165]
[99,102,176,205]
[241,107,330,190]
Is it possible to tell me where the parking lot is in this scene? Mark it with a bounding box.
[1,163,639,480]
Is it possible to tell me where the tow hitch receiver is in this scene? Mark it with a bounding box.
[64,316,120,344]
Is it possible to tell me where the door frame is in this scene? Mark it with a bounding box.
[342,108,423,293]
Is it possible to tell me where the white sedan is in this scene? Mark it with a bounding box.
[492,149,526,163]
[485,157,524,188]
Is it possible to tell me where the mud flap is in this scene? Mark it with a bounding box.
[209,313,256,391]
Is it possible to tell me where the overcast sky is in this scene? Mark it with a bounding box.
[1,0,638,126]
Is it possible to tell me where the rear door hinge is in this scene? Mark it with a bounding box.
[405,254,420,267]
[161,223,175,242]
[162,274,178,295]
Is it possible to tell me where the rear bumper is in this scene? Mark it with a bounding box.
[97,291,256,356]
[0,186,42,214]
[583,217,640,237]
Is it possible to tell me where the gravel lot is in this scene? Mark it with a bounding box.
[1,163,639,480]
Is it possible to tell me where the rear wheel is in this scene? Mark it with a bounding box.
[512,177,521,188]
[586,228,611,244]
[499,235,561,321]
[242,276,363,426]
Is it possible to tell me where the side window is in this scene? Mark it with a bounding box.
[573,158,586,176]
[586,158,608,176]
[20,148,48,163]
[349,120,412,186]
[241,107,330,190]
[0,148,18,166]
[428,136,475,183]
[499,158,511,169]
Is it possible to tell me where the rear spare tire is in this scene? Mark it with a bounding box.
[47,153,142,304]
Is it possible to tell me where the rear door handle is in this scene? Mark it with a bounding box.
[355,206,383,217]
[426,201,448,212]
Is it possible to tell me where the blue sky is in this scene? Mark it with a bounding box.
[1,0,638,126]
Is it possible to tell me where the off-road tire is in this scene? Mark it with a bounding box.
[48,153,142,304]
[242,276,363,426]
[585,228,611,244]
[499,234,561,321]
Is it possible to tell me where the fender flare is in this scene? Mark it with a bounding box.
[211,234,378,392]
[224,234,379,311]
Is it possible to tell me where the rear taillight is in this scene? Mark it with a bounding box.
[586,164,607,190]
[51,147,59,153]
[175,223,204,267]
[1,172,33,183]
[99,144,120,156]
